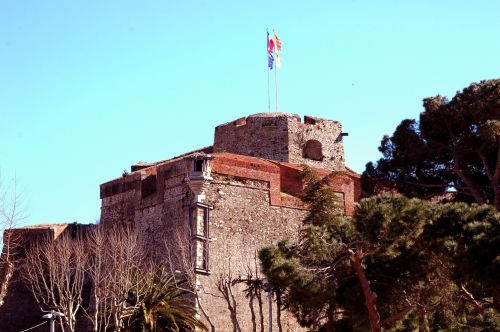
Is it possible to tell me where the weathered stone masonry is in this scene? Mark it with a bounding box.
[214,113,346,171]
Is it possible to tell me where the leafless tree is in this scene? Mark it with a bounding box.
[23,234,86,332]
[85,225,150,332]
[85,225,108,332]
[164,225,216,332]
[0,175,26,307]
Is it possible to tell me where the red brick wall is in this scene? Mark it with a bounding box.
[212,153,360,215]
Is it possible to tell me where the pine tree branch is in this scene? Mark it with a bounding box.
[459,285,484,313]
[380,303,413,327]
[348,249,381,332]
[452,155,488,204]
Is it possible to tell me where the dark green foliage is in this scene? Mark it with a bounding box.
[260,166,500,331]
[260,167,352,328]
[362,79,500,210]
[427,202,500,288]
[124,266,207,332]
[355,195,500,330]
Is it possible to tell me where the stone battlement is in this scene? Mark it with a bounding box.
[213,113,345,170]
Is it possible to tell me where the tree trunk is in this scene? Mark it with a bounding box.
[249,294,257,332]
[380,304,413,327]
[418,308,430,332]
[459,285,484,313]
[349,250,381,332]
[494,190,500,212]
[311,311,320,331]
[491,286,500,311]
[453,156,488,205]
[256,288,265,332]
[225,286,241,332]
[197,296,216,332]
[0,260,13,307]
[492,136,500,211]
[326,305,335,332]
[276,289,283,332]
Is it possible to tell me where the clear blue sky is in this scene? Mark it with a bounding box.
[1,0,499,226]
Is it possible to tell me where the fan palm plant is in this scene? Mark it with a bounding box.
[125,266,207,332]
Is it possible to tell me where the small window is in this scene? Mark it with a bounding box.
[234,117,247,127]
[201,241,209,270]
[262,121,277,128]
[303,140,323,161]
[194,159,204,172]
[141,175,157,198]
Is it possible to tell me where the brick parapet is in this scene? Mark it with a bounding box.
[212,153,359,215]
[100,150,360,230]
[211,153,283,206]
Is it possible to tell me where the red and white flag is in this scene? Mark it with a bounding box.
[275,53,281,69]
[268,37,275,54]
[274,33,282,52]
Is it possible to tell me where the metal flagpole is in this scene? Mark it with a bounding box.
[275,52,278,113]
[274,30,278,113]
[267,29,271,113]
[268,60,271,113]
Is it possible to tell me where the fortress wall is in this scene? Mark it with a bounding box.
[214,113,346,170]
[213,113,292,162]
[135,160,192,258]
[287,115,345,170]
[196,176,308,332]
[100,173,141,227]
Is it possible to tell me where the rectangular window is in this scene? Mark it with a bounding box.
[189,202,212,274]
[141,175,157,198]
[194,159,204,172]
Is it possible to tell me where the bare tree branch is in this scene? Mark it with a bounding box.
[23,234,86,332]
[0,175,27,307]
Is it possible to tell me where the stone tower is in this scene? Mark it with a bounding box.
[213,112,346,170]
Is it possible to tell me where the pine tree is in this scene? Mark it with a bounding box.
[362,79,500,210]
[260,167,500,331]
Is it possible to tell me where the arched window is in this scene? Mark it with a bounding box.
[303,140,323,161]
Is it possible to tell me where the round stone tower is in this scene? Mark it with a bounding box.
[213,112,346,170]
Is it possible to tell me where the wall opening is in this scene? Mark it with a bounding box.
[194,159,204,172]
[234,117,247,127]
[303,140,323,161]
[189,202,212,274]
[304,116,317,125]
[141,175,157,198]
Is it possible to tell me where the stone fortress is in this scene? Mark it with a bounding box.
[1,112,360,331]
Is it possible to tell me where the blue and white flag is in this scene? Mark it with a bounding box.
[267,31,274,70]
[268,53,274,70]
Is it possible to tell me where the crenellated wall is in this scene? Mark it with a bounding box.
[213,112,345,170]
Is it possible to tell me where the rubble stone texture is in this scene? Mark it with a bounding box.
[214,113,345,170]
